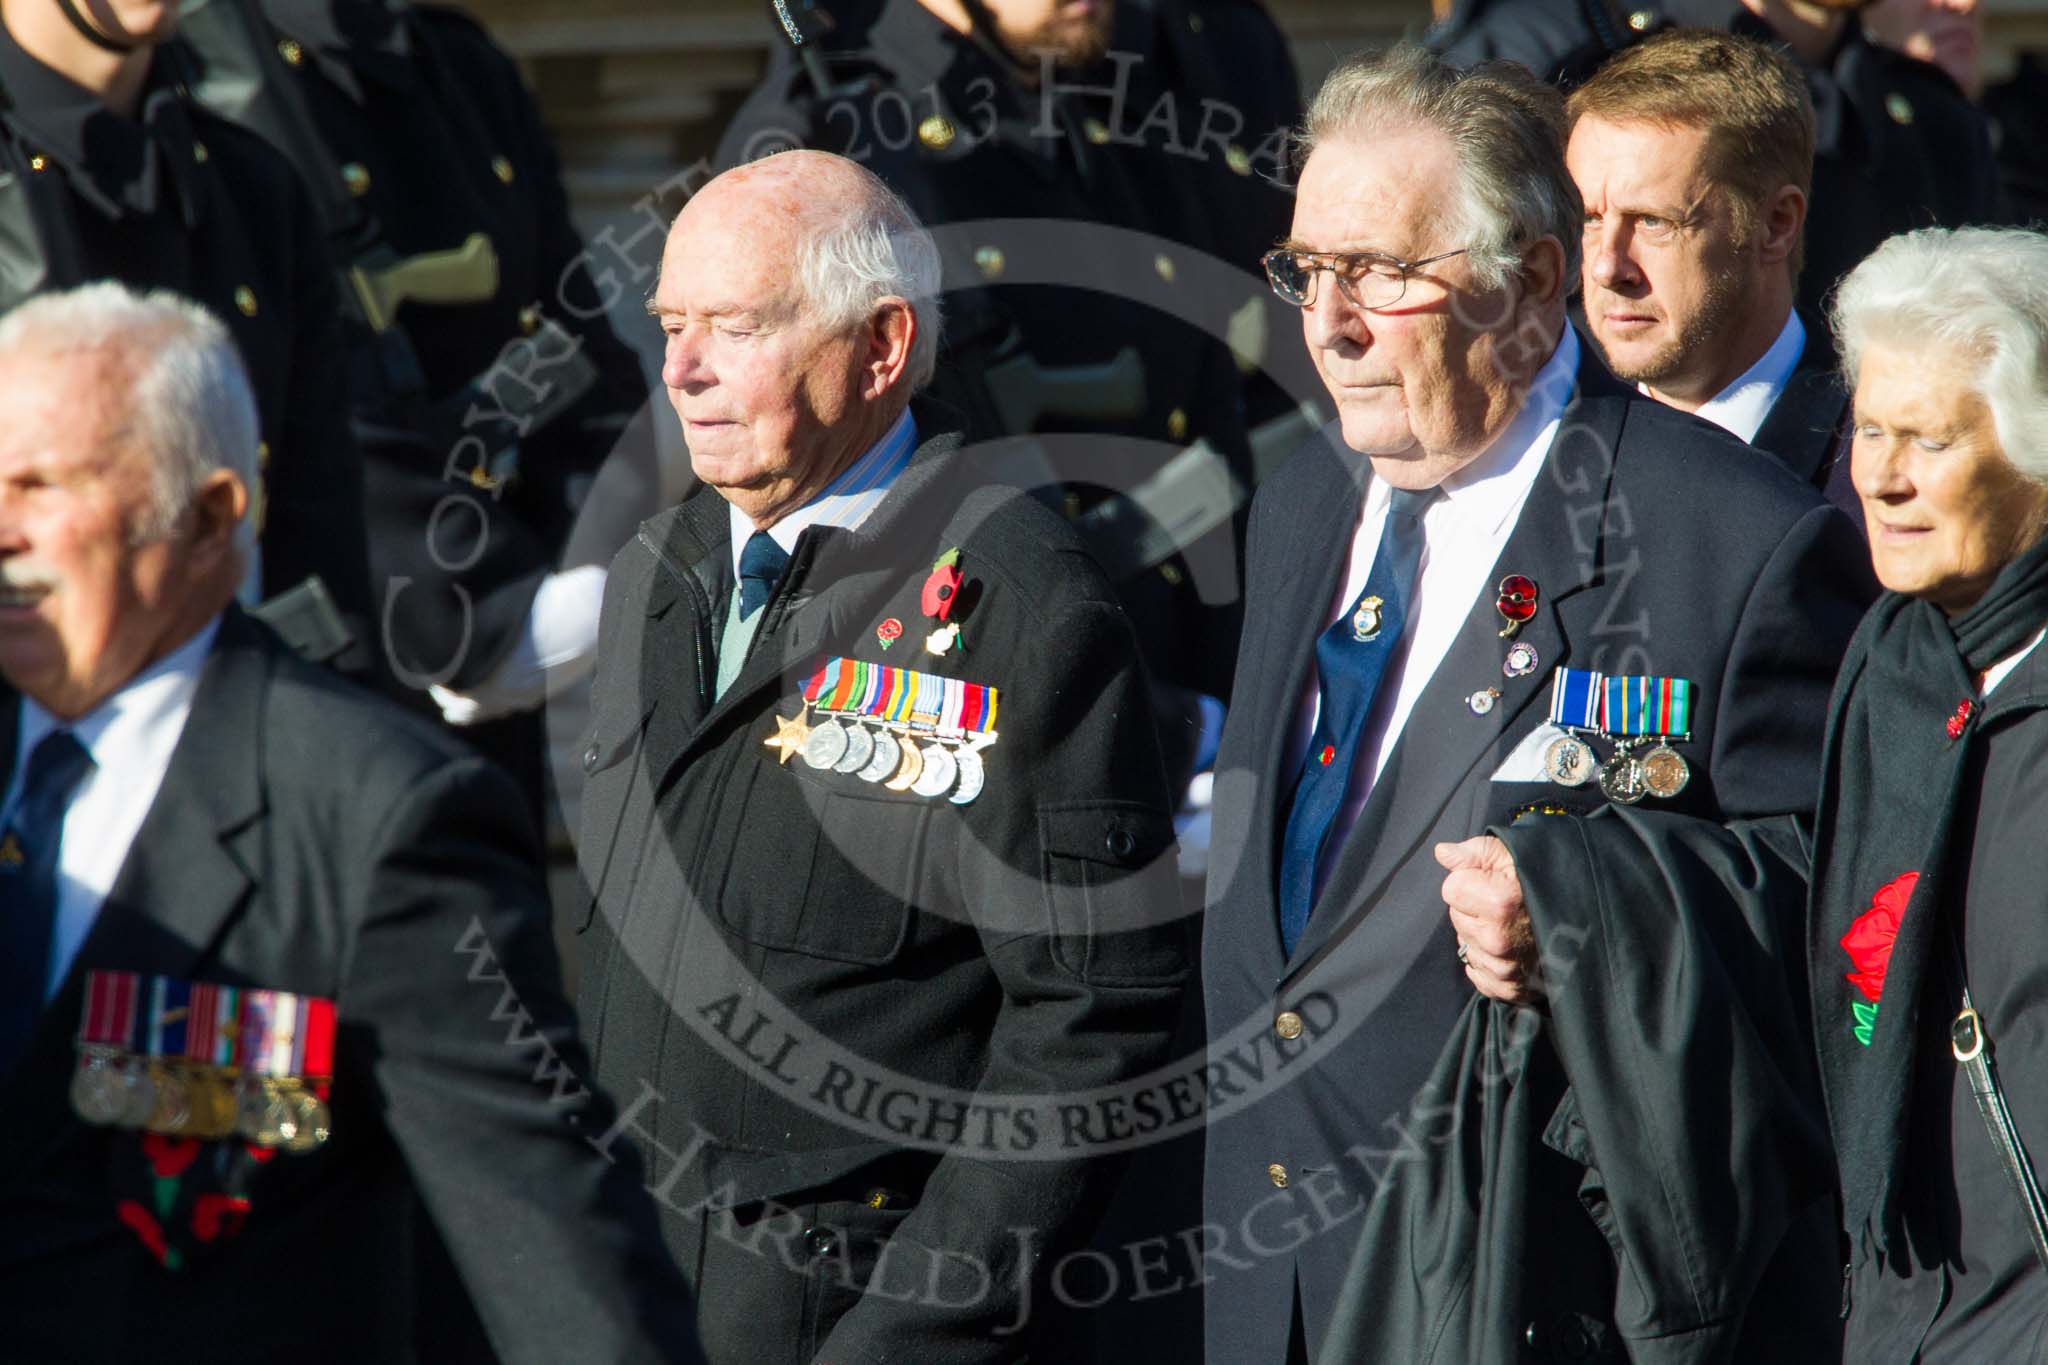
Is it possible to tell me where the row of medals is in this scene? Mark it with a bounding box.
[800,710,994,804]
[1542,732,1691,803]
[72,1050,331,1152]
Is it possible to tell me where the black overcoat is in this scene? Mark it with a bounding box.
[576,411,1193,1364]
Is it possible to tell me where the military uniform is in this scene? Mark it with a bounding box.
[1430,0,2008,327]
[716,0,1274,707]
[181,0,654,706]
[0,26,374,671]
[576,404,1190,1365]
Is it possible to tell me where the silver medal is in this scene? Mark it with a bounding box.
[911,742,958,799]
[69,1051,127,1126]
[802,719,850,770]
[858,729,901,783]
[834,723,876,774]
[1543,734,1596,787]
[949,748,986,805]
[1598,751,1648,804]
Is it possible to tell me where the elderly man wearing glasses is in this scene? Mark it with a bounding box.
[1198,44,1875,1365]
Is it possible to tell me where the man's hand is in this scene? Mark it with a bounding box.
[1436,835,1542,1006]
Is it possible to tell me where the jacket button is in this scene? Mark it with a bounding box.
[582,743,601,773]
[1266,1163,1288,1189]
[1560,1321,1592,1358]
[1274,1011,1304,1041]
[1524,1321,1543,1349]
[1106,829,1136,858]
[804,1226,837,1257]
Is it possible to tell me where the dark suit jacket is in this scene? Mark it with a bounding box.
[1753,312,1851,493]
[576,409,1190,1365]
[1199,352,1876,1363]
[0,611,702,1365]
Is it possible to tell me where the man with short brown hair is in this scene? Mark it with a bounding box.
[1568,30,1850,487]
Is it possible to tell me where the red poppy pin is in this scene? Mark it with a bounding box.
[921,548,967,655]
[1946,700,1975,741]
[876,617,903,651]
[1841,870,1918,1046]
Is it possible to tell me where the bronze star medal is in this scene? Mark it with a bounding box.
[763,709,813,765]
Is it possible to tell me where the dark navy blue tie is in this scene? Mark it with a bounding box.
[0,729,94,1075]
[1277,486,1437,957]
[737,530,790,619]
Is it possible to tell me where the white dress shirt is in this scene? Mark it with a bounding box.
[1683,310,1805,444]
[1292,327,1579,881]
[1982,626,2047,697]
[4,615,218,996]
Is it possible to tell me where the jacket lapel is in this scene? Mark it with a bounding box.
[1285,370,1629,972]
[1752,314,1849,488]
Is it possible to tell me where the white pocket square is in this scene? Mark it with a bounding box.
[1490,723,1569,783]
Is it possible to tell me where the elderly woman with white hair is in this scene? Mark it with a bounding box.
[1813,223,2048,1359]
[1416,223,2048,1365]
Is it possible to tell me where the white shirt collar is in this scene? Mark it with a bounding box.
[728,408,917,579]
[14,614,219,800]
[1682,310,1805,444]
[1982,625,2048,697]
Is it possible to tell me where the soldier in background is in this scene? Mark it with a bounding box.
[716,0,1311,785]
[177,0,659,824]
[1427,0,2007,332]
[0,0,375,676]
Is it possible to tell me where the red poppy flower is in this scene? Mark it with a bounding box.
[1496,574,1538,623]
[117,1200,172,1266]
[141,1133,201,1180]
[921,564,962,622]
[876,617,903,648]
[1842,871,1918,1003]
[191,1193,252,1244]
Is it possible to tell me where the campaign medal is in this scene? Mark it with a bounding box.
[1542,734,1596,786]
[140,975,196,1135]
[1598,747,1649,804]
[183,981,241,1140]
[802,720,850,771]
[950,745,988,805]
[1639,744,1690,799]
[235,990,300,1146]
[1495,575,1538,639]
[1600,673,1696,802]
[1351,595,1385,643]
[833,723,876,774]
[884,739,924,792]
[858,729,901,783]
[284,998,337,1153]
[1503,641,1540,679]
[763,710,812,765]
[796,658,1000,805]
[72,970,142,1126]
[912,742,958,799]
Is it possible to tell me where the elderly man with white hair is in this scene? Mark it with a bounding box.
[573,149,1188,1363]
[1203,43,1875,1365]
[0,281,705,1365]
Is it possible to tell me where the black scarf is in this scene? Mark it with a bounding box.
[1809,528,2048,1260]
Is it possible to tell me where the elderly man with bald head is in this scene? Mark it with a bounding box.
[574,150,1189,1364]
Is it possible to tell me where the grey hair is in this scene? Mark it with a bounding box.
[1299,43,1581,294]
[1830,226,2048,487]
[792,159,944,393]
[0,281,262,548]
